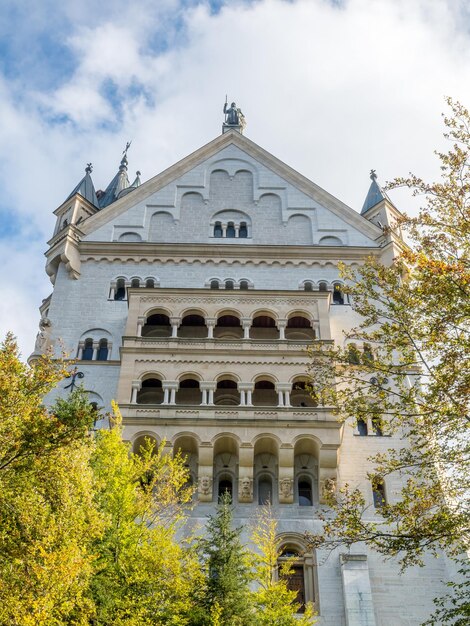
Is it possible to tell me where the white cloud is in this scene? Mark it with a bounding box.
[0,0,469,356]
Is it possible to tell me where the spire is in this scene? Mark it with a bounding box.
[361,170,391,214]
[98,142,132,208]
[66,163,99,207]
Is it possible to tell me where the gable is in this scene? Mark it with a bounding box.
[81,131,382,247]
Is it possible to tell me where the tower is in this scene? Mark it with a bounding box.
[32,107,452,625]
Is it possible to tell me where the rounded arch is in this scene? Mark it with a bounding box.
[292,435,321,458]
[177,371,203,383]
[253,433,280,456]
[172,431,201,450]
[144,305,172,319]
[132,431,160,456]
[250,308,278,323]
[212,432,241,456]
[286,309,314,323]
[215,372,241,384]
[180,307,208,319]
[79,328,112,342]
[118,232,142,242]
[215,308,242,320]
[319,235,343,246]
[252,372,279,385]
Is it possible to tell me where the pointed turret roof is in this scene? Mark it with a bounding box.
[361,170,391,214]
[98,143,132,208]
[117,170,141,199]
[66,163,98,207]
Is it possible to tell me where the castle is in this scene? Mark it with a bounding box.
[31,104,452,625]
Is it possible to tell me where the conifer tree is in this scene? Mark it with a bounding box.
[193,491,254,626]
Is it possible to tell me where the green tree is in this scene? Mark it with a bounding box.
[251,507,316,625]
[193,491,254,626]
[89,407,202,625]
[0,335,100,625]
[308,98,470,624]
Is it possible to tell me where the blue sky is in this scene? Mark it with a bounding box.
[0,0,469,357]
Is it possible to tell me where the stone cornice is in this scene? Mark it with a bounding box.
[79,241,382,265]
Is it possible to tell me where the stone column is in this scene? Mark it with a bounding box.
[77,341,85,360]
[221,223,228,237]
[109,282,116,300]
[198,442,214,503]
[234,224,240,238]
[163,381,178,405]
[206,318,216,339]
[276,383,292,408]
[92,341,99,360]
[131,380,141,403]
[136,316,146,337]
[278,444,294,504]
[107,341,113,360]
[340,554,377,626]
[241,318,251,339]
[238,444,254,503]
[239,383,254,407]
[200,382,216,406]
[278,319,287,340]
[170,317,181,338]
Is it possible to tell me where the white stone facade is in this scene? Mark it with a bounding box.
[35,129,454,624]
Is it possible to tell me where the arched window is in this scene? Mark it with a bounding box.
[97,339,108,361]
[226,222,235,238]
[258,476,273,505]
[253,380,277,406]
[142,314,171,338]
[175,379,201,405]
[145,278,155,288]
[278,548,306,613]
[214,222,223,238]
[357,418,368,436]
[239,280,249,290]
[82,338,93,360]
[114,278,126,301]
[347,344,361,365]
[131,278,140,288]
[332,283,345,304]
[225,280,234,290]
[137,378,163,404]
[218,478,233,501]
[298,480,313,506]
[239,222,248,238]
[210,280,220,290]
[372,415,384,436]
[304,281,313,292]
[372,479,386,508]
[319,281,328,292]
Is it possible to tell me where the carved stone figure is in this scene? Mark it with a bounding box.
[34,318,51,352]
[239,476,253,500]
[322,477,337,501]
[279,477,293,499]
[198,475,213,496]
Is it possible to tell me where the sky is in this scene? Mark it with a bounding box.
[0,0,469,358]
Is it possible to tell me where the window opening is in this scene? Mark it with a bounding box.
[145,278,155,288]
[114,279,126,301]
[319,281,328,292]
[210,280,220,290]
[218,479,233,501]
[226,222,235,238]
[97,339,108,361]
[225,280,234,290]
[239,222,248,238]
[214,222,223,238]
[357,418,368,436]
[258,477,273,505]
[131,278,140,288]
[304,281,313,292]
[239,280,249,290]
[82,338,93,360]
[333,283,344,304]
[373,479,386,508]
[298,480,313,506]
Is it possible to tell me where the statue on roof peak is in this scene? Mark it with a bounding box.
[223,97,246,130]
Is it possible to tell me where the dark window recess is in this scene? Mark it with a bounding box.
[298,480,312,506]
[214,222,223,237]
[239,222,248,238]
[97,339,108,361]
[82,339,93,360]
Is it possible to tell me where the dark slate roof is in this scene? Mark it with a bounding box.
[98,153,131,209]
[66,164,98,207]
[361,170,391,214]
[117,170,141,200]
